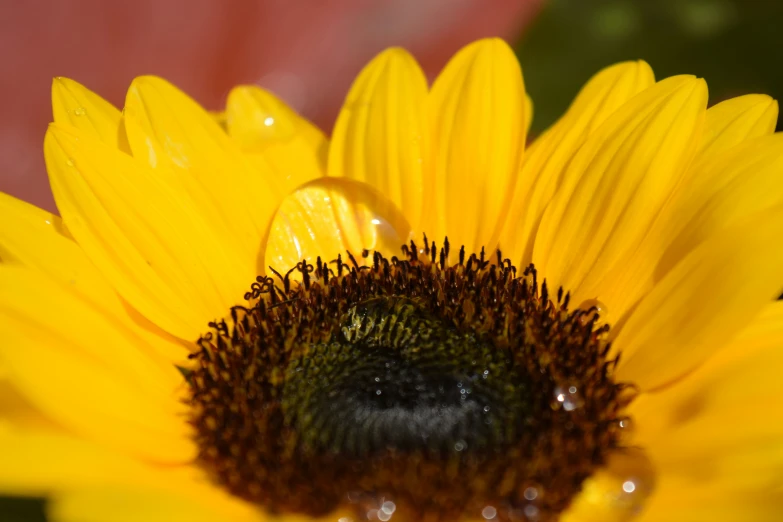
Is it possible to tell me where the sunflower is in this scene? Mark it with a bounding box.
[2,37,783,522]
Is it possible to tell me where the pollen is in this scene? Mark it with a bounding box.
[188,238,636,521]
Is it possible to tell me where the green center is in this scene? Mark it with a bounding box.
[283,296,529,456]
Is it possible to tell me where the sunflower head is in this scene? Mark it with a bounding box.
[189,242,637,521]
[2,36,783,522]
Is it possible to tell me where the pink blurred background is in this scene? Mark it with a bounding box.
[0,0,542,212]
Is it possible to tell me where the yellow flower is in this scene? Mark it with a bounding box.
[2,37,783,522]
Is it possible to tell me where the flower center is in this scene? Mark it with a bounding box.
[283,296,528,457]
[188,239,635,521]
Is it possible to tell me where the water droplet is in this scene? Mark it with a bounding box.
[371,218,381,225]
[523,486,538,501]
[65,158,74,167]
[482,506,497,519]
[577,298,608,326]
[263,116,275,127]
[454,440,467,452]
[380,501,396,515]
[561,447,655,521]
[616,417,635,445]
[483,406,491,413]
[73,107,85,116]
[523,504,539,520]
[376,390,382,395]
[553,384,584,412]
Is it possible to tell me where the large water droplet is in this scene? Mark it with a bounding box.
[559,448,655,522]
[264,178,412,277]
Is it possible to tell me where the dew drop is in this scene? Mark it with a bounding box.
[263,116,275,127]
[73,107,85,116]
[553,384,584,412]
[616,417,635,445]
[523,504,539,520]
[561,447,655,521]
[481,505,497,519]
[380,501,396,515]
[577,298,608,326]
[65,158,74,167]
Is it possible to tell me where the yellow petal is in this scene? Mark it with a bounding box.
[533,76,706,294]
[0,266,194,463]
[0,426,164,496]
[50,485,260,522]
[45,123,253,341]
[0,380,60,432]
[0,427,258,521]
[123,76,280,266]
[636,478,782,522]
[265,178,411,275]
[329,48,428,233]
[0,192,188,364]
[524,92,534,135]
[613,206,783,390]
[697,94,778,160]
[632,301,783,452]
[499,61,655,265]
[588,133,783,323]
[630,301,783,520]
[426,38,526,253]
[226,85,327,194]
[210,110,227,130]
[51,77,123,147]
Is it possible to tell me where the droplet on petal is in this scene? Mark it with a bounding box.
[263,178,411,276]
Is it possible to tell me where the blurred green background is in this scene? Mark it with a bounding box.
[519,0,783,135]
[3,0,783,520]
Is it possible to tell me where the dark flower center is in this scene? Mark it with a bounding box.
[188,239,635,522]
[283,296,529,457]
